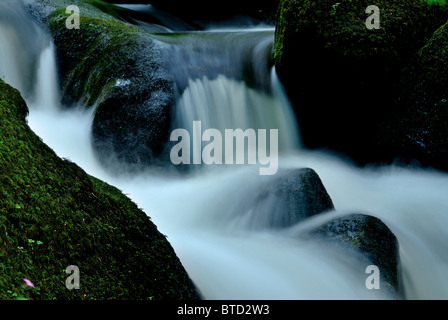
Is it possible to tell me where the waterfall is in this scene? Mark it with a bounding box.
[160,28,301,171]
[1,1,448,300]
[31,42,60,111]
[0,1,103,176]
[174,71,301,152]
[0,0,46,98]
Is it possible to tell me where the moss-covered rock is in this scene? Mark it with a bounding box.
[0,78,199,300]
[274,0,448,168]
[378,20,448,171]
[34,0,175,169]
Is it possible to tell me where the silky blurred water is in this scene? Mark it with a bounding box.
[2,0,448,300]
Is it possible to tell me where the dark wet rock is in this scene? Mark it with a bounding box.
[274,0,448,169]
[309,213,402,298]
[377,20,448,172]
[0,78,200,300]
[237,166,402,296]
[34,0,176,170]
[233,168,334,229]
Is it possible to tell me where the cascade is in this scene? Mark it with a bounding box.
[1,1,448,300]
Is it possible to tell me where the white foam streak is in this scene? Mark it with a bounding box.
[31,43,60,110]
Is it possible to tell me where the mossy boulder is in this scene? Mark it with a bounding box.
[378,20,448,171]
[0,78,199,300]
[274,0,448,168]
[34,0,175,170]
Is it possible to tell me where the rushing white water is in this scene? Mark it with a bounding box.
[174,71,301,153]
[2,3,448,300]
[0,0,46,98]
[25,42,448,300]
[31,43,61,111]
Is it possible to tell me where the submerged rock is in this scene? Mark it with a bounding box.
[233,168,334,229]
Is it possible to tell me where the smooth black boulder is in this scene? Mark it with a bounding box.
[235,167,402,296]
[232,168,334,229]
[309,213,402,298]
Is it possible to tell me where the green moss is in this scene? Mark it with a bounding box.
[0,79,199,300]
[275,0,448,68]
[273,0,448,168]
[377,20,448,170]
[46,5,141,107]
[39,0,175,169]
[425,0,447,4]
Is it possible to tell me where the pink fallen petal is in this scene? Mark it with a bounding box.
[23,278,34,288]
